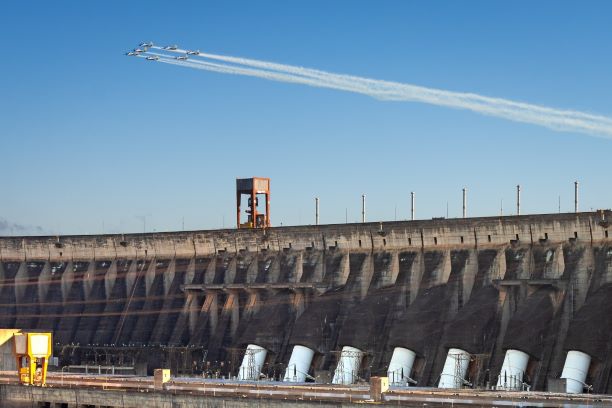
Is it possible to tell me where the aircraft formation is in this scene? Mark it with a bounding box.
[124,40,612,139]
[125,42,198,61]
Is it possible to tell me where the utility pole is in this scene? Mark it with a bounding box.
[574,181,579,213]
[361,194,366,223]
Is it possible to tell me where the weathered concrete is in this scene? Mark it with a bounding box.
[1,212,608,262]
[1,211,611,392]
[0,383,360,408]
[0,330,20,371]
[2,382,612,407]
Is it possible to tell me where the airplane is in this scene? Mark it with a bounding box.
[186,50,200,55]
[163,44,178,50]
[175,56,188,61]
[125,51,139,56]
[134,48,145,53]
[140,42,153,47]
[146,56,159,61]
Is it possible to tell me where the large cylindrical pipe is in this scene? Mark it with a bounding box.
[496,349,529,390]
[332,346,363,385]
[411,192,415,221]
[387,347,416,385]
[237,344,267,381]
[561,350,591,394]
[516,185,521,216]
[438,348,470,388]
[315,197,320,225]
[462,188,467,218]
[283,345,315,383]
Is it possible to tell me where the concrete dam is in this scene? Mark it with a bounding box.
[1,210,612,395]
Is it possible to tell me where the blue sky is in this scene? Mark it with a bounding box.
[1,1,611,235]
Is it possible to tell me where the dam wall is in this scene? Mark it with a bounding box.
[1,211,611,392]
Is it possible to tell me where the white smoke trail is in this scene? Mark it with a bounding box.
[189,51,612,126]
[139,47,612,138]
[180,50,612,127]
[142,53,368,92]
[144,52,391,98]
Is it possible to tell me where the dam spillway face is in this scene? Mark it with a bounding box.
[1,211,612,393]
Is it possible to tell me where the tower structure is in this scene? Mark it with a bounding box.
[236,177,271,229]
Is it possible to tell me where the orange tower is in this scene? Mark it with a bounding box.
[236,177,271,228]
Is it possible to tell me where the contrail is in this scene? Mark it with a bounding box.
[142,52,383,96]
[135,46,612,138]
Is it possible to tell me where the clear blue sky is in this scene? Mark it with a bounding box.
[1,1,611,235]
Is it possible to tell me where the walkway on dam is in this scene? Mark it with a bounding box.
[2,372,612,407]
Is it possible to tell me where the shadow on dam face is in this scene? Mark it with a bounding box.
[1,211,612,392]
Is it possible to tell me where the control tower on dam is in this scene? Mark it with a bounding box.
[1,210,612,394]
